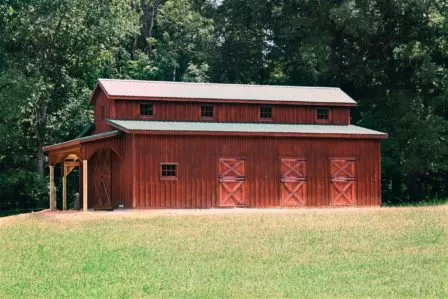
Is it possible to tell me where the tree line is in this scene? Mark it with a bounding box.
[1,0,447,213]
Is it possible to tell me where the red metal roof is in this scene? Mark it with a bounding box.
[94,79,357,105]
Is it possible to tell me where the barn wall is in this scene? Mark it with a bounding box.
[131,135,381,208]
[111,134,133,208]
[92,89,115,134]
[81,135,133,209]
[114,100,351,125]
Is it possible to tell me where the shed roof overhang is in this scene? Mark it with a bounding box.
[90,79,358,107]
[107,120,388,139]
[43,130,122,165]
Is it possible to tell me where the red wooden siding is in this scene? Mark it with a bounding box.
[92,149,113,209]
[129,135,381,208]
[81,134,133,209]
[92,89,115,134]
[113,100,350,125]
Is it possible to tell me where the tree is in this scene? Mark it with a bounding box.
[0,0,139,176]
[328,0,448,202]
[149,0,215,81]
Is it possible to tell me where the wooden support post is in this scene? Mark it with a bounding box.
[62,163,67,211]
[49,165,55,211]
[82,160,88,212]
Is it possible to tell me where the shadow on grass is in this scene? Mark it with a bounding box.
[383,198,448,207]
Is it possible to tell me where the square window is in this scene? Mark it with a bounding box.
[140,103,153,116]
[260,106,272,119]
[316,108,329,121]
[161,163,177,179]
[201,105,214,118]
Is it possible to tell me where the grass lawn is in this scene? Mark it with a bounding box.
[1,207,447,298]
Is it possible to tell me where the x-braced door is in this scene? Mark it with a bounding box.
[93,149,113,210]
[330,158,356,206]
[280,158,307,206]
[218,158,246,207]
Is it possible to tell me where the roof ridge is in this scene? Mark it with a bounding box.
[98,78,341,90]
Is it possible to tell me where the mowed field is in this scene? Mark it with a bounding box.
[0,206,447,298]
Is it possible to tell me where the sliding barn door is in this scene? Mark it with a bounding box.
[93,149,113,210]
[218,158,246,207]
[330,158,356,206]
[280,158,307,207]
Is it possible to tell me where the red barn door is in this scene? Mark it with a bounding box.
[93,149,113,210]
[218,158,246,207]
[280,158,307,207]
[330,158,356,206]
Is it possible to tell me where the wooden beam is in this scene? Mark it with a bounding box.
[62,164,67,211]
[49,165,55,211]
[64,161,80,167]
[82,160,88,212]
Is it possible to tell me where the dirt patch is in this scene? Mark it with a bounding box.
[1,205,447,225]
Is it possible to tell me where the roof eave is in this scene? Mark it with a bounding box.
[106,123,386,140]
[43,130,122,152]
[107,95,357,107]
[128,130,386,139]
[89,79,112,105]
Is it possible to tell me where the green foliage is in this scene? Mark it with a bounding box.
[148,0,214,81]
[0,170,47,216]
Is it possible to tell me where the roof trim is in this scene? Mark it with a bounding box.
[43,130,121,152]
[107,120,388,140]
[89,80,112,105]
[108,96,357,107]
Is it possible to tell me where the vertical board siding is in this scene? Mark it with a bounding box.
[129,135,381,208]
[114,100,350,125]
[92,89,115,134]
[84,134,133,209]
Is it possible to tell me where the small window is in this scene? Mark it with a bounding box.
[201,105,214,118]
[260,106,272,119]
[161,163,177,179]
[316,108,329,121]
[140,103,154,116]
[100,105,105,120]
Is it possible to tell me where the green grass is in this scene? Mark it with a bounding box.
[1,207,447,298]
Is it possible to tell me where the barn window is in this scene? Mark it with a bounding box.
[100,105,105,120]
[201,104,214,118]
[140,103,154,117]
[316,108,329,121]
[260,106,272,119]
[161,163,177,179]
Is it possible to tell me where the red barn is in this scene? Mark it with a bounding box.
[43,79,387,211]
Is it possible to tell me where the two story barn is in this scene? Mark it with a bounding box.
[43,79,387,211]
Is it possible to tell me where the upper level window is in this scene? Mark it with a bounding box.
[140,103,154,117]
[161,163,177,180]
[100,105,105,120]
[201,104,214,119]
[316,108,329,121]
[260,106,272,119]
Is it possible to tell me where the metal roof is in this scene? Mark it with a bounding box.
[107,120,387,138]
[43,130,121,152]
[97,79,357,105]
